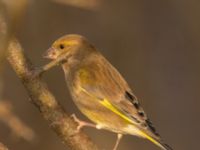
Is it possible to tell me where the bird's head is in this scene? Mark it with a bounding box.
[44,34,92,60]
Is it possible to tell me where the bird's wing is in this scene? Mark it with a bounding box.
[77,54,160,140]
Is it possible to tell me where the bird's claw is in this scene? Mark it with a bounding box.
[71,114,99,133]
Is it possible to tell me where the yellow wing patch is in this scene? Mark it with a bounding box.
[99,99,135,124]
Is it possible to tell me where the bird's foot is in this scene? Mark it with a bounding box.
[71,114,101,133]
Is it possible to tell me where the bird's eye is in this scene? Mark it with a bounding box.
[59,44,65,49]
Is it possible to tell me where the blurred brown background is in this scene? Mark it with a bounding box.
[1,0,200,149]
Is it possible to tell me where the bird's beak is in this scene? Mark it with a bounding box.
[43,47,56,59]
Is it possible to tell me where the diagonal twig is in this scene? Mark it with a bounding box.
[0,100,35,141]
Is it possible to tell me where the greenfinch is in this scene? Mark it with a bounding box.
[44,34,172,150]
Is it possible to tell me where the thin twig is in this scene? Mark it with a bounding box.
[52,0,100,11]
[7,39,99,150]
[0,101,35,141]
[36,52,70,76]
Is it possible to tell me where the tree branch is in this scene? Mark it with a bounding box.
[7,39,99,150]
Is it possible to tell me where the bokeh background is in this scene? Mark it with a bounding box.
[1,0,200,149]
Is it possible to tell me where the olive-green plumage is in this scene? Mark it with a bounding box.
[44,34,172,150]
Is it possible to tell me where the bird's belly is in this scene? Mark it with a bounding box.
[72,93,130,134]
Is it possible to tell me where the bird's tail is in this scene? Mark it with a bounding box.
[139,130,173,150]
[156,140,173,150]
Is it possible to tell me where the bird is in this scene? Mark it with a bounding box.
[43,34,172,150]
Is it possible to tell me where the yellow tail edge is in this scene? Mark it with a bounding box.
[139,131,173,150]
